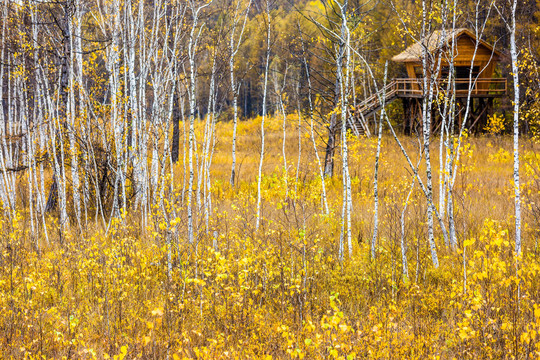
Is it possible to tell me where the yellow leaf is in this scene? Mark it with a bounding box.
[459,328,469,340]
[463,238,476,247]
[151,307,164,317]
[143,336,152,346]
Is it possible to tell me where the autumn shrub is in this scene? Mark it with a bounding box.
[2,209,540,359]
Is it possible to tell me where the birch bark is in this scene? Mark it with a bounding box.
[509,0,521,255]
[371,62,388,260]
[186,0,211,243]
[255,0,272,231]
[229,0,252,187]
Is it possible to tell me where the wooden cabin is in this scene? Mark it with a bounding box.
[353,28,507,135]
[392,28,503,85]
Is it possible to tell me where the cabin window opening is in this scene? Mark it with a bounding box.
[455,66,480,90]
[414,66,423,78]
[456,66,480,78]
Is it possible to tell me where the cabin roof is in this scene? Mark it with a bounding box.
[391,28,503,63]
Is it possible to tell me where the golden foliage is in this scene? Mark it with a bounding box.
[1,118,540,358]
[2,208,540,358]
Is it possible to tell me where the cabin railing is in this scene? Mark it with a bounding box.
[355,77,507,119]
[356,81,400,117]
[392,78,507,97]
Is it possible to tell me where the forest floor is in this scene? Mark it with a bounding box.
[2,116,540,359]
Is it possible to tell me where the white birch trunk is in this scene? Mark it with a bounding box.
[126,0,143,211]
[371,62,388,260]
[295,82,302,198]
[202,56,217,233]
[337,0,352,260]
[255,1,271,231]
[229,0,252,187]
[274,65,289,197]
[509,0,521,255]
[0,7,14,216]
[186,1,211,243]
[69,9,82,230]
[420,0,440,268]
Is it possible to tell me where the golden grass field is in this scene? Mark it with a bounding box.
[1,115,540,359]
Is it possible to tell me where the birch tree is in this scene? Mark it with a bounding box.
[371,62,388,260]
[229,0,252,187]
[186,0,211,244]
[335,0,352,261]
[299,32,330,215]
[495,0,521,255]
[255,0,272,231]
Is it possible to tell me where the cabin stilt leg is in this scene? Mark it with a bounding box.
[403,99,411,135]
[457,99,464,131]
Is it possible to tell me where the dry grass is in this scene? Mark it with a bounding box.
[189,115,539,246]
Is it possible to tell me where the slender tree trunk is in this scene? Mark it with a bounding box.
[201,55,217,233]
[229,0,251,187]
[301,39,329,215]
[509,0,521,256]
[338,0,352,261]
[255,0,271,231]
[295,81,302,199]
[420,0,439,268]
[371,62,388,260]
[171,87,181,163]
[0,5,14,219]
[323,72,341,177]
[275,65,289,196]
[186,1,210,243]
[187,11,197,245]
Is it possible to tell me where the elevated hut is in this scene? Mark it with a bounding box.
[354,28,506,134]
